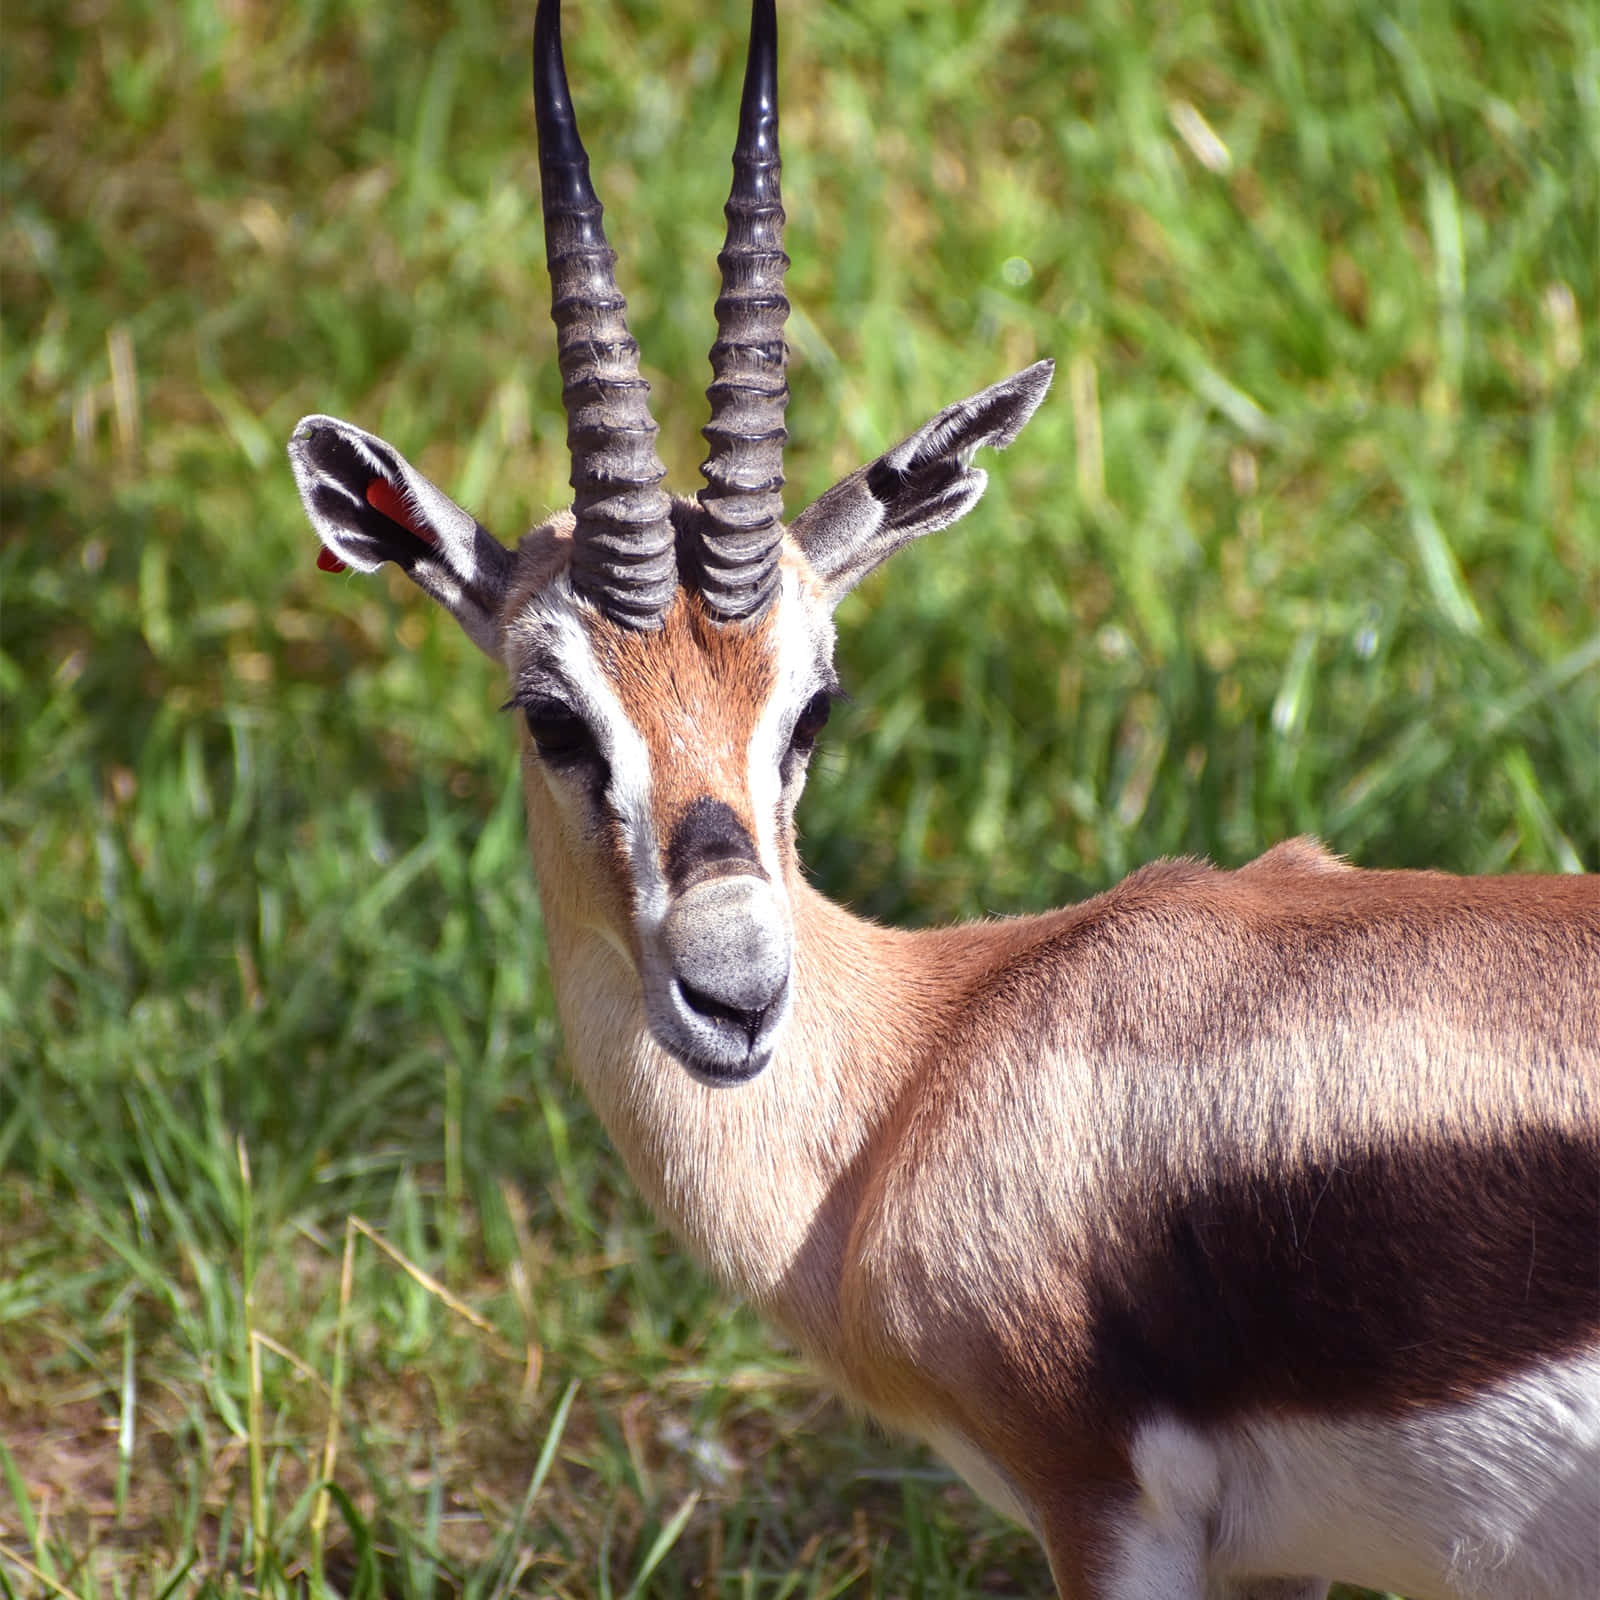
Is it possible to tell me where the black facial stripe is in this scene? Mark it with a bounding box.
[666,796,761,892]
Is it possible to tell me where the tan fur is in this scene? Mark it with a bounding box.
[588,590,776,861]
[833,852,1597,1512]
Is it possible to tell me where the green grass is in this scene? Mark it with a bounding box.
[3,0,1596,1593]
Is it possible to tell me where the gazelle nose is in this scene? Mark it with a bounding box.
[661,874,791,1017]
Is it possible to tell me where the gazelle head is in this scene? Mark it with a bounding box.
[288,0,1051,1086]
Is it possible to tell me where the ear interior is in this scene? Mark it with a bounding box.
[790,359,1054,605]
[288,415,511,659]
[298,427,442,574]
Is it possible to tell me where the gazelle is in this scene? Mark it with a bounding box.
[288,2,1599,1595]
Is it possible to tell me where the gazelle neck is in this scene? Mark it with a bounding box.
[524,786,963,1356]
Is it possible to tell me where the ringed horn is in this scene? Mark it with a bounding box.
[533,0,790,629]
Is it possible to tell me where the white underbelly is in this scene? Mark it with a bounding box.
[1128,1348,1600,1600]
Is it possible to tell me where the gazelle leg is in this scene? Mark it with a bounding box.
[1041,1500,1207,1600]
[1043,1513,1327,1600]
[1037,1426,1328,1600]
[1040,1420,1221,1598]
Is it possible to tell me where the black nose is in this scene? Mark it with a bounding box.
[667,796,761,892]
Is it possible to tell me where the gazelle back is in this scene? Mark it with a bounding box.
[288,4,1600,1596]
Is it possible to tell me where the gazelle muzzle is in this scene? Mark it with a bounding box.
[649,874,792,1084]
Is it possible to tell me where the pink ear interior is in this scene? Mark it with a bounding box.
[313,473,440,575]
[366,477,436,543]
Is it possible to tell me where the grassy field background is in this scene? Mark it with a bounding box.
[4,0,1597,1593]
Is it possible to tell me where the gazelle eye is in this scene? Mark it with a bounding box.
[524,699,594,762]
[789,690,833,755]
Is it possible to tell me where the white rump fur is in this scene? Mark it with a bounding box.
[1106,1350,1600,1600]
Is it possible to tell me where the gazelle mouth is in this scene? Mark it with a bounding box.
[663,973,790,1086]
[678,978,766,1038]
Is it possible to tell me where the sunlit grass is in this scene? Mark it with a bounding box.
[2,0,1596,1593]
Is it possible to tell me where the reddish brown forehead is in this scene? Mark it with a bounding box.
[586,591,778,844]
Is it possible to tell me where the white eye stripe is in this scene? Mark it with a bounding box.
[746,565,836,885]
[516,587,669,932]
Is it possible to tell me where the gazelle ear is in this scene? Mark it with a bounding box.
[287,415,513,659]
[789,360,1053,607]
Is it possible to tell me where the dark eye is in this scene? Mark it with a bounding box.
[789,690,833,755]
[524,698,594,763]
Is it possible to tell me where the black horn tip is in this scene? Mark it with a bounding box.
[533,0,585,170]
[740,0,780,149]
